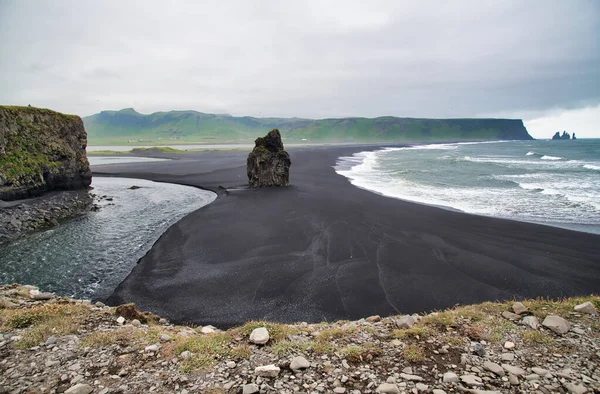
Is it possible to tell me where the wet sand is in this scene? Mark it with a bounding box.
[93,145,600,327]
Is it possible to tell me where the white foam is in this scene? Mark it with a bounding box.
[335,146,600,231]
[540,155,562,160]
[526,151,536,156]
[584,164,600,171]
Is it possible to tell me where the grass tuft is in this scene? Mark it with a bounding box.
[402,345,427,362]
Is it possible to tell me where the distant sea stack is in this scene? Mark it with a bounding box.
[247,129,291,187]
[0,106,92,201]
[552,131,574,140]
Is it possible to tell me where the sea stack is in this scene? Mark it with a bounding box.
[0,106,92,200]
[247,129,291,188]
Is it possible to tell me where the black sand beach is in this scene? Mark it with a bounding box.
[94,146,600,327]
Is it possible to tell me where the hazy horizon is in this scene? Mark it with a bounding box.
[1,0,598,138]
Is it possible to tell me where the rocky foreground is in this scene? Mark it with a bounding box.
[0,284,598,394]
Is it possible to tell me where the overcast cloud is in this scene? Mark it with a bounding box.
[0,0,599,137]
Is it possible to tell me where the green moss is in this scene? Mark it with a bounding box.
[0,106,82,187]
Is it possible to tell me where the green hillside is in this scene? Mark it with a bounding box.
[83,108,533,144]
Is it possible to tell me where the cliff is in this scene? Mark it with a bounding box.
[0,106,92,201]
[83,108,534,144]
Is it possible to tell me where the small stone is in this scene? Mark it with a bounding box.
[574,301,597,315]
[504,341,515,349]
[159,334,171,342]
[472,343,486,356]
[334,388,346,393]
[159,318,168,325]
[45,336,57,345]
[376,383,400,393]
[522,315,540,330]
[483,361,505,376]
[64,384,93,394]
[460,374,483,387]
[249,327,270,345]
[131,319,141,327]
[29,289,54,300]
[255,364,280,377]
[94,301,105,307]
[70,375,83,384]
[542,315,570,334]
[508,374,519,385]
[145,344,160,352]
[243,383,259,394]
[563,382,589,394]
[512,302,528,314]
[45,359,60,367]
[402,367,413,374]
[525,373,540,381]
[366,315,381,322]
[201,325,217,334]
[290,356,310,370]
[502,311,521,321]
[501,353,515,361]
[531,367,550,377]
[400,373,423,381]
[443,372,459,383]
[415,383,428,391]
[395,315,415,329]
[226,361,236,369]
[502,364,526,376]
[116,316,126,325]
[390,339,402,347]
[433,391,447,394]
[180,350,191,360]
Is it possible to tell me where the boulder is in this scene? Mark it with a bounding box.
[542,315,570,334]
[574,301,597,315]
[247,129,291,187]
[0,106,92,201]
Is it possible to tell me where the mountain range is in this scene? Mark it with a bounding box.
[83,108,533,144]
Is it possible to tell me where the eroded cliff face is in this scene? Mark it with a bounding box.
[247,129,291,187]
[0,106,92,201]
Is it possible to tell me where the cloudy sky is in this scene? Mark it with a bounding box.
[1,1,599,138]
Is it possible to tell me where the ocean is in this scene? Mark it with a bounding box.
[335,139,600,235]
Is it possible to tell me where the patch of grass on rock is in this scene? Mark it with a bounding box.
[402,344,427,363]
[392,326,435,340]
[231,321,296,343]
[521,330,554,344]
[175,332,234,371]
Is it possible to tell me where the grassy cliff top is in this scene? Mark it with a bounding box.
[1,283,598,393]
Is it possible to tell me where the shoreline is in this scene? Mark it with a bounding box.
[92,145,600,328]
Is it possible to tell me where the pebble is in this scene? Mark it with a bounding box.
[255,364,280,377]
[131,319,141,327]
[64,384,93,394]
[460,374,483,387]
[483,361,505,376]
[290,356,310,371]
[504,341,515,349]
[395,315,416,329]
[116,316,126,325]
[522,315,540,330]
[376,383,400,393]
[443,372,459,383]
[502,364,526,376]
[242,383,259,394]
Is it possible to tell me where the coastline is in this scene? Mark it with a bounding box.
[92,145,600,327]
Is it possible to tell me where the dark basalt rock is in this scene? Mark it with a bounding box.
[247,129,291,188]
[552,130,572,140]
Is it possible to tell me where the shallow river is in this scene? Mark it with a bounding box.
[0,177,216,300]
